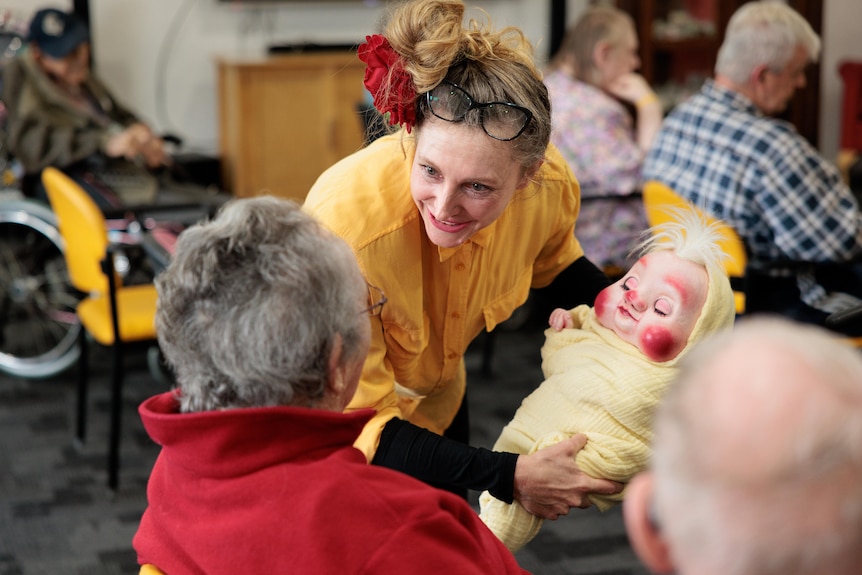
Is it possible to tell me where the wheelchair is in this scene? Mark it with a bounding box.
[0,163,228,380]
[1,179,230,380]
[0,122,229,383]
[0,24,75,377]
[0,192,81,378]
[0,22,231,380]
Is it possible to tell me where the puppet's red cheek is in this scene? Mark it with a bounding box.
[640,326,677,362]
[594,289,609,314]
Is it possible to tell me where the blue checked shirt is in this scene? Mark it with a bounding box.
[643,79,862,306]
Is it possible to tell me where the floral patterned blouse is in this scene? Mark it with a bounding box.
[545,69,648,272]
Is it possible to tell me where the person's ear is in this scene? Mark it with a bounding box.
[752,63,771,85]
[517,159,544,190]
[593,40,612,68]
[623,472,675,574]
[326,334,346,396]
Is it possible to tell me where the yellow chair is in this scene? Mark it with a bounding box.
[41,166,159,492]
[642,180,748,315]
[139,565,166,575]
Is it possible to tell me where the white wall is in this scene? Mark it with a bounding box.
[10,1,862,159]
[86,0,550,153]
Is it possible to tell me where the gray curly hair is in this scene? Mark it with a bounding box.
[155,196,367,413]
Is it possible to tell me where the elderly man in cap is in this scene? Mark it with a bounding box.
[2,7,167,206]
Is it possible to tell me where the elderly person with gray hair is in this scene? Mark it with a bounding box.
[133,196,529,575]
[543,5,661,274]
[623,316,862,575]
[643,1,862,332]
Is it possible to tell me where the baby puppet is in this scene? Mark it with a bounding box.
[478,210,736,553]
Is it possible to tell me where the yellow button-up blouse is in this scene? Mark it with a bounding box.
[304,133,583,460]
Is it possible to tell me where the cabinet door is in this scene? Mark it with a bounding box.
[218,53,366,201]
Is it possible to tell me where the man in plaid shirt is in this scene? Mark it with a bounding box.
[643,1,862,330]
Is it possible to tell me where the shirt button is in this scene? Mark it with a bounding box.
[455,263,466,271]
[448,352,458,359]
[451,311,461,319]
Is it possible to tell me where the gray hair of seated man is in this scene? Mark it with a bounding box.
[651,316,862,575]
[155,195,367,413]
[715,1,820,86]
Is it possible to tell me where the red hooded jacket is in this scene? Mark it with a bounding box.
[134,391,528,575]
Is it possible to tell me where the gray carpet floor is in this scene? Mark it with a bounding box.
[0,320,649,575]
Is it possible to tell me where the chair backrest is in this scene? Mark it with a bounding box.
[41,166,111,294]
[139,565,166,575]
[642,180,747,314]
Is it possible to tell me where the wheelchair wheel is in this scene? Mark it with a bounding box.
[0,199,81,379]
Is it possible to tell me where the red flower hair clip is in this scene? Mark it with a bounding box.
[358,34,417,133]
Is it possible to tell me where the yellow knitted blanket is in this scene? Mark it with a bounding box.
[479,266,734,552]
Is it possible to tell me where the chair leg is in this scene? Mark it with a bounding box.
[107,341,124,492]
[75,328,89,446]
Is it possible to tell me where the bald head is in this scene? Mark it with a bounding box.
[650,317,862,575]
[673,326,857,480]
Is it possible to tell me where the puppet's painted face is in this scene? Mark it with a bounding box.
[594,251,708,362]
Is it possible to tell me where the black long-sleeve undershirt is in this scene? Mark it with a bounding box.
[532,254,613,316]
[373,417,519,502]
[370,256,611,502]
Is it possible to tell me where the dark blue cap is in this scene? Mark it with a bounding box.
[28,8,89,59]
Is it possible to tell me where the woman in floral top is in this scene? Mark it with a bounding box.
[544,6,663,275]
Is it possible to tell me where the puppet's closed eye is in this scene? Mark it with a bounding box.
[654,298,671,317]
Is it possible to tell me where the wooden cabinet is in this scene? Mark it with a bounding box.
[614,0,822,146]
[217,52,367,201]
[615,0,736,93]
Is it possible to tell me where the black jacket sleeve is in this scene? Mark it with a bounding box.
[530,255,612,319]
[542,255,611,306]
[372,417,519,503]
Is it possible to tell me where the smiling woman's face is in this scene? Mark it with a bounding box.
[410,119,533,248]
[594,250,708,362]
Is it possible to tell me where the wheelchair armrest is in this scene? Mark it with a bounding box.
[161,133,183,147]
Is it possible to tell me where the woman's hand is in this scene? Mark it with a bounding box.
[605,72,663,152]
[605,72,654,105]
[512,434,623,519]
